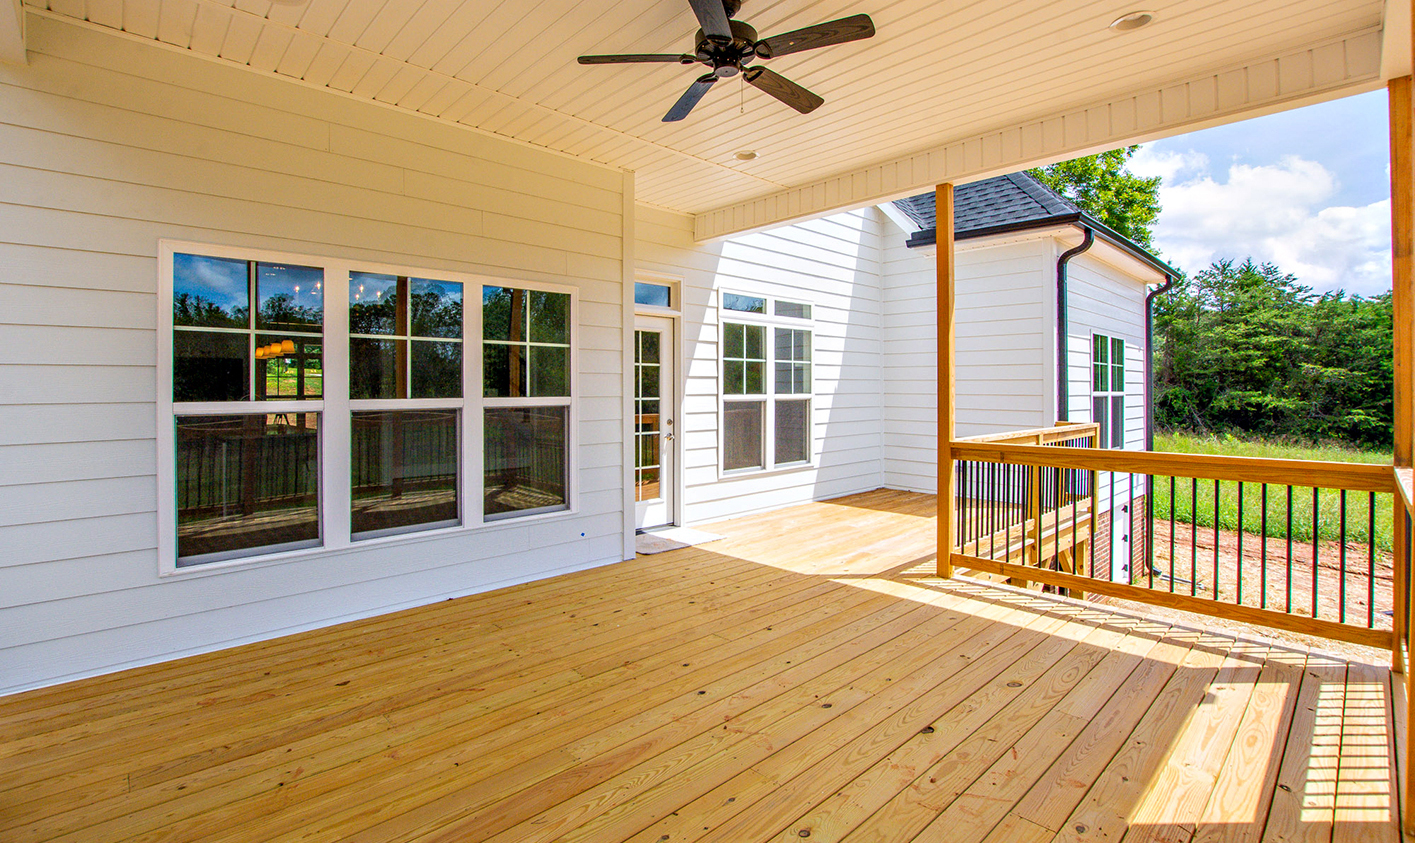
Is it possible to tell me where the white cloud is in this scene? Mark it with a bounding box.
[1147,152,1392,296]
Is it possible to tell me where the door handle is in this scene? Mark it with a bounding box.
[664,432,675,442]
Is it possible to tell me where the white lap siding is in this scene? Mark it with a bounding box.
[880,232,1054,493]
[0,17,628,694]
[636,206,885,524]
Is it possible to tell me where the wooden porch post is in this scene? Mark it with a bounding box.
[1390,66,1415,834]
[937,183,956,579]
[1392,75,1412,679]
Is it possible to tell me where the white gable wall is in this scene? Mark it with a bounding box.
[1064,245,1158,451]
[636,206,885,524]
[879,232,1056,493]
[0,17,629,695]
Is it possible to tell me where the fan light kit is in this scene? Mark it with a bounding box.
[1109,11,1154,32]
[578,0,875,122]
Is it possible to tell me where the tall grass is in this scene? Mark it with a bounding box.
[1150,432,1394,551]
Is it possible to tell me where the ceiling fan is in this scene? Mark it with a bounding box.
[577,0,875,122]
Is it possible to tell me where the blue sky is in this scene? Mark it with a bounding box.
[1129,89,1392,297]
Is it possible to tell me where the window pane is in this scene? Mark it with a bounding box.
[351,410,459,537]
[796,330,810,361]
[482,286,522,342]
[744,361,764,394]
[1093,334,1107,364]
[174,254,248,328]
[484,406,568,517]
[410,279,463,339]
[412,340,462,399]
[256,262,323,332]
[775,327,793,361]
[530,346,570,397]
[638,361,660,399]
[174,331,249,402]
[256,335,323,400]
[1111,394,1124,449]
[530,291,570,344]
[483,344,527,398]
[350,337,402,400]
[744,324,765,361]
[1092,396,1109,449]
[639,330,660,365]
[725,360,744,394]
[724,322,744,359]
[796,363,810,394]
[775,362,793,394]
[775,300,811,319]
[1093,363,1107,393]
[634,282,671,308]
[349,272,400,335]
[723,401,763,471]
[775,399,810,464]
[723,293,765,314]
[176,413,320,563]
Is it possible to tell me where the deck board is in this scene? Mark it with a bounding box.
[0,490,1403,843]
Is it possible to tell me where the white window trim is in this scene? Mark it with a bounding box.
[157,240,579,577]
[1090,331,1127,450]
[717,289,816,478]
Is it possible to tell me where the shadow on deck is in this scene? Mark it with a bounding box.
[0,489,1403,842]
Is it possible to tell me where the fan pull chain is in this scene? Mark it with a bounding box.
[740,75,745,113]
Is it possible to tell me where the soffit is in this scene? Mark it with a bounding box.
[24,0,1385,222]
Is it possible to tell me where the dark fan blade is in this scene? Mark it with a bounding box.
[688,0,733,41]
[579,53,693,64]
[745,66,823,114]
[664,74,717,122]
[755,14,875,59]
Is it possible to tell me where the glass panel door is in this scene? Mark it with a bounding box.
[635,316,674,529]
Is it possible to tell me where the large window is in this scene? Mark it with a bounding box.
[720,293,813,473]
[1092,333,1126,449]
[161,243,576,571]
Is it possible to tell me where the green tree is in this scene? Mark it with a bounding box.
[1028,146,1162,248]
[1152,258,1393,447]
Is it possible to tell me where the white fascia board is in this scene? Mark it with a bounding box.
[1,0,25,66]
[695,28,1382,242]
[876,201,922,235]
[1383,0,1411,79]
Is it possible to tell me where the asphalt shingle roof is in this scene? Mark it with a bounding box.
[892,171,1081,245]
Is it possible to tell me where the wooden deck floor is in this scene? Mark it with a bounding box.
[0,489,1405,842]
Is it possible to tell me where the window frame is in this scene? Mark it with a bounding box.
[717,289,815,477]
[1090,331,1127,450]
[157,240,579,577]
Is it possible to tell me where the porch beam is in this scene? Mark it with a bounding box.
[0,0,24,66]
[694,28,1381,242]
[937,183,955,579]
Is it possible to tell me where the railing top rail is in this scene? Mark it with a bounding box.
[956,422,1101,446]
[950,441,1396,493]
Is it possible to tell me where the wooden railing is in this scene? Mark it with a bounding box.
[949,437,1399,650]
[954,423,1100,594]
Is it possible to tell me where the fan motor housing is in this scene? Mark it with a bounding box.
[694,20,759,71]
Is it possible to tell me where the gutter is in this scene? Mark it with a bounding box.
[1144,273,1177,451]
[1055,226,1095,421]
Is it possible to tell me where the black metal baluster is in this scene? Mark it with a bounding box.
[1213,479,1221,601]
[1236,482,1244,606]
[1368,492,1376,629]
[1312,486,1320,619]
[1191,477,1198,597]
[1168,475,1176,593]
[1261,484,1269,609]
[1286,485,1294,614]
[1339,489,1347,625]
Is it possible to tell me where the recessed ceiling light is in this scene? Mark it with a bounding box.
[734,150,758,161]
[1109,11,1154,32]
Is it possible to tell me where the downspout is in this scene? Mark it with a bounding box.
[1055,227,1095,422]
[1142,272,1176,580]
[1144,273,1176,451]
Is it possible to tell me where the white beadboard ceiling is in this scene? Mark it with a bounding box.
[23,0,1389,232]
